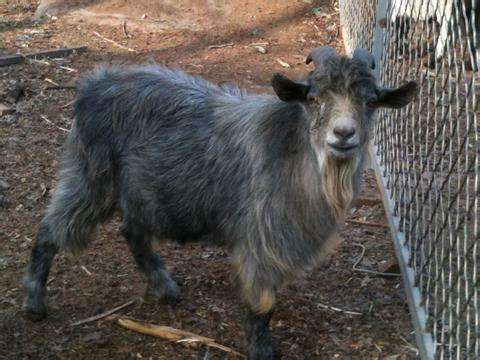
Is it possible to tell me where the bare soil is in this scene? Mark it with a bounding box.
[0,1,417,359]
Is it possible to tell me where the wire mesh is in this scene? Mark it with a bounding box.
[339,0,479,359]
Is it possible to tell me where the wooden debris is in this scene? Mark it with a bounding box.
[352,243,401,277]
[276,58,291,68]
[40,115,70,133]
[81,265,92,276]
[346,219,389,229]
[44,78,60,87]
[93,31,138,53]
[46,78,78,90]
[0,104,14,116]
[113,317,246,358]
[71,299,136,326]
[62,99,76,108]
[208,43,234,49]
[0,46,87,67]
[316,302,363,316]
[59,65,77,73]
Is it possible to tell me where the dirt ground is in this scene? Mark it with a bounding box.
[1,1,417,359]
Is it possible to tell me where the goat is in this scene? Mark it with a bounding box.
[23,46,417,359]
[389,0,479,70]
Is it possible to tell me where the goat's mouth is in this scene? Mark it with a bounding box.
[327,143,358,158]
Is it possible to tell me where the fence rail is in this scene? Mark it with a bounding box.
[339,0,479,359]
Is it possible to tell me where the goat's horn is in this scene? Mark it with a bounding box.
[353,48,375,69]
[306,46,337,67]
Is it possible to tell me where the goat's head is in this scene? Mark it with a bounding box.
[271,46,418,162]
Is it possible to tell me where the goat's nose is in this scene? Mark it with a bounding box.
[333,126,356,140]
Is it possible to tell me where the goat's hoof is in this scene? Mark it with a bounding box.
[248,343,280,360]
[22,301,48,321]
[145,280,181,305]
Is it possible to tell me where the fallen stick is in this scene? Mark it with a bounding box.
[59,65,77,72]
[352,243,401,277]
[93,31,137,53]
[0,46,87,67]
[208,43,234,49]
[346,219,389,229]
[72,299,136,326]
[316,302,362,316]
[25,57,51,66]
[62,99,76,108]
[81,265,92,276]
[44,76,76,90]
[44,78,60,87]
[113,317,246,358]
[40,115,70,133]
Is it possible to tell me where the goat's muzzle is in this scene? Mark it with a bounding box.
[326,117,359,159]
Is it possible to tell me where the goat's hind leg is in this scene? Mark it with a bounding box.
[23,220,59,320]
[121,221,180,304]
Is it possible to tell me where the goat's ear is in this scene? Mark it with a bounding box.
[271,74,310,102]
[369,81,418,108]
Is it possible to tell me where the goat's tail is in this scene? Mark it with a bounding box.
[41,123,116,253]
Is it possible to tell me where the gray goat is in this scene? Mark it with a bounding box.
[23,46,417,359]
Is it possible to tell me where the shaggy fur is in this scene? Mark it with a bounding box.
[23,49,417,359]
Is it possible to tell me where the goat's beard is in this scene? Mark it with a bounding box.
[320,153,357,220]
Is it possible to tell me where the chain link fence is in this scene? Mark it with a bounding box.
[339,0,479,359]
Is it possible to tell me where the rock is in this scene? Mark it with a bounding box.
[0,179,9,191]
[81,331,102,343]
[0,104,14,117]
[0,256,13,270]
[0,114,16,125]
[250,28,264,36]
[0,195,9,207]
[254,45,267,54]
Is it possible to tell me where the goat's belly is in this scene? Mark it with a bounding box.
[161,225,224,245]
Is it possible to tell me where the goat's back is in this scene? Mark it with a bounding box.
[70,66,264,243]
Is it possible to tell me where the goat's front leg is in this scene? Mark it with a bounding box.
[234,248,281,359]
[240,281,279,359]
[244,307,278,360]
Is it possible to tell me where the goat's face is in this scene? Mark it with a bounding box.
[272,46,418,162]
